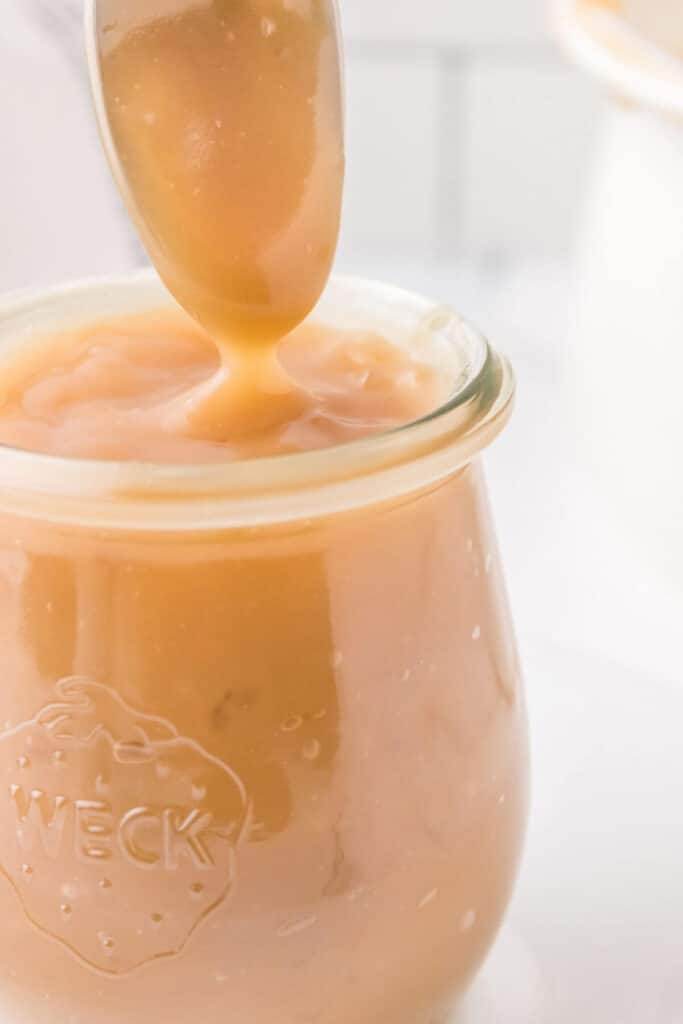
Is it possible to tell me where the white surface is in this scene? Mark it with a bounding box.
[459,644,683,1024]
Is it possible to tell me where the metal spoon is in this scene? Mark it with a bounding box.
[83,0,345,434]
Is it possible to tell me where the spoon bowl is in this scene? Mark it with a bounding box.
[84,0,346,435]
[84,0,345,347]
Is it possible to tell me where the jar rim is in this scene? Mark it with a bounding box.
[0,270,514,530]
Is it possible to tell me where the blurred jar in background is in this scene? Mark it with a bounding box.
[1,0,140,292]
[556,0,683,682]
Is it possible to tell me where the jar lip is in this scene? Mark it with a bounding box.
[0,270,514,529]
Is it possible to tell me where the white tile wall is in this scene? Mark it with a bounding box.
[449,56,601,259]
[342,0,549,47]
[337,52,440,260]
[337,2,604,268]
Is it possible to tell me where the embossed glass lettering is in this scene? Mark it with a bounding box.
[119,807,162,867]
[75,800,113,862]
[163,809,215,870]
[0,679,250,974]
[10,786,69,859]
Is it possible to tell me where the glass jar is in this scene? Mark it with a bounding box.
[0,273,528,1024]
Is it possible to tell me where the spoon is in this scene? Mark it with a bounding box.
[85,0,345,435]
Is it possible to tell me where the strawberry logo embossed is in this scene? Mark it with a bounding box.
[0,678,251,975]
